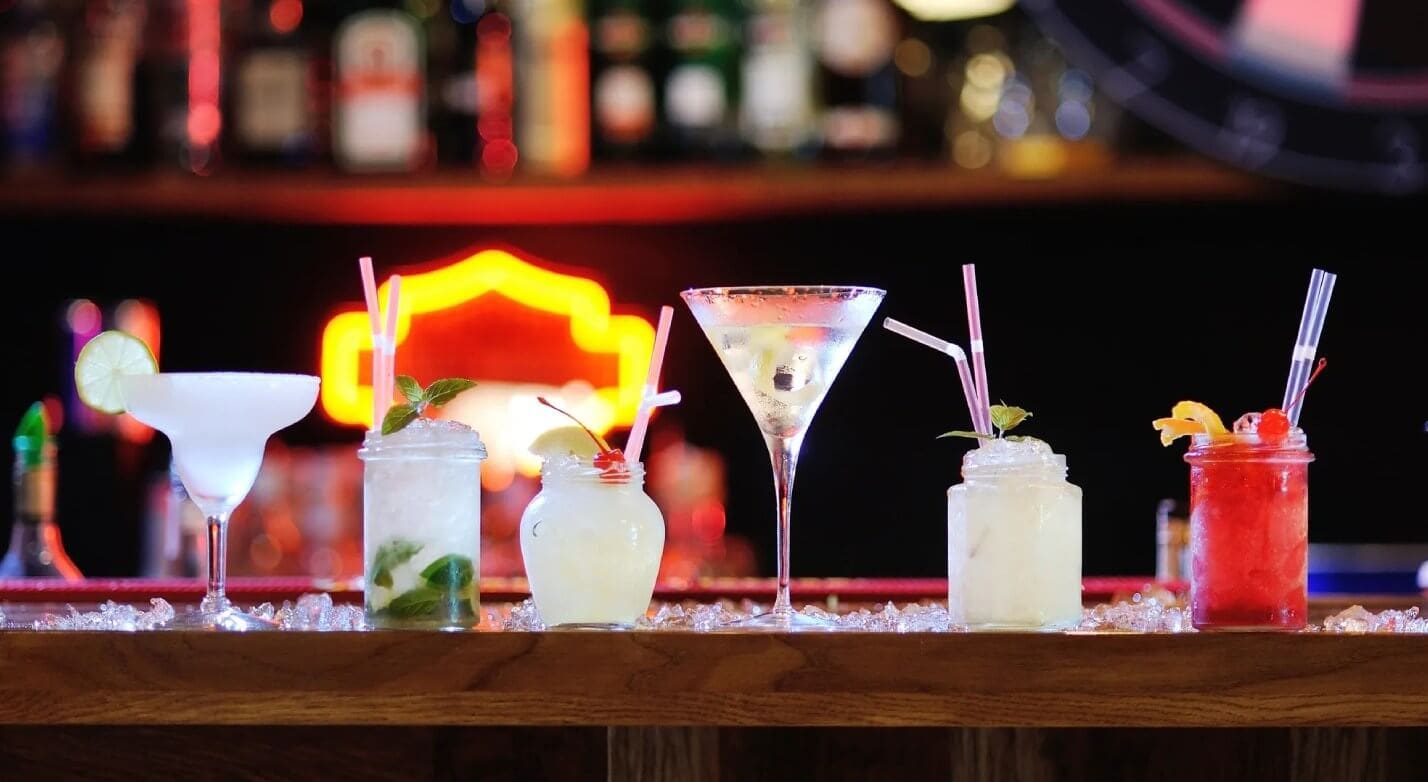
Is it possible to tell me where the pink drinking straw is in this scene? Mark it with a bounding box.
[882,318,986,435]
[962,264,992,435]
[381,275,402,419]
[358,257,383,429]
[626,305,677,464]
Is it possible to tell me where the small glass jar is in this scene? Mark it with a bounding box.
[520,459,665,628]
[359,420,486,630]
[947,441,1082,630]
[1185,431,1313,631]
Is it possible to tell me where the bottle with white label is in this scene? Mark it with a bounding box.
[333,7,426,172]
[737,0,816,157]
[663,0,741,159]
[813,0,900,159]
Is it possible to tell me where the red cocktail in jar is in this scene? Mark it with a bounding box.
[1184,430,1313,631]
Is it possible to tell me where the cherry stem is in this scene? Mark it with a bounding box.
[536,396,613,453]
[1285,357,1328,416]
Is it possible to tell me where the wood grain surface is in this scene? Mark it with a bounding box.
[1,631,1426,728]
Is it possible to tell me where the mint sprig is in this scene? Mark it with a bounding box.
[939,403,1034,442]
[381,375,478,435]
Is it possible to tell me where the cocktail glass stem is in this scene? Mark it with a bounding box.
[764,432,804,619]
[199,512,231,614]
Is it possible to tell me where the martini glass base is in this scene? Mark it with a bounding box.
[172,605,278,631]
[725,607,844,632]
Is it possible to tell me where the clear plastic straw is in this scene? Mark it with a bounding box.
[625,306,677,464]
[883,318,986,434]
[961,265,992,435]
[1282,269,1336,426]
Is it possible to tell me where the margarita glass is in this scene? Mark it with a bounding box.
[120,372,319,630]
[682,285,884,629]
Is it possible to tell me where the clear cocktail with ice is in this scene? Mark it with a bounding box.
[360,419,485,630]
[947,437,1083,630]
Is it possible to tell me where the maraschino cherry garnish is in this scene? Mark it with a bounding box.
[1260,358,1327,444]
[537,397,629,481]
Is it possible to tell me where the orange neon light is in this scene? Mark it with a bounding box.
[320,249,654,431]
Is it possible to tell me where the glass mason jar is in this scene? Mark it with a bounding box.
[520,459,665,628]
[947,441,1082,630]
[359,420,486,630]
[1186,431,1312,631]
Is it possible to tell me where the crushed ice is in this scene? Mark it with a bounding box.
[1318,605,1428,634]
[17,593,1428,634]
[33,598,175,631]
[250,593,367,631]
[1078,592,1192,633]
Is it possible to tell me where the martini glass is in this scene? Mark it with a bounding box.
[120,372,320,630]
[682,286,885,629]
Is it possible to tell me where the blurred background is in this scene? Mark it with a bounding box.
[2,0,1425,586]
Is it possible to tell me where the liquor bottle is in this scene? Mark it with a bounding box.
[229,0,319,167]
[662,0,741,158]
[428,0,479,167]
[333,5,426,172]
[589,0,658,160]
[813,0,899,159]
[513,0,590,176]
[0,403,82,580]
[737,0,815,157]
[66,0,153,169]
[1,0,66,171]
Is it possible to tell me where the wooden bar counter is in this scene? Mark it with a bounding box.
[1,581,1425,780]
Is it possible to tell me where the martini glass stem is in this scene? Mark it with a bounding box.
[200,512,232,614]
[765,433,804,617]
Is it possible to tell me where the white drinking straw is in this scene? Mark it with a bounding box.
[883,318,985,434]
[381,275,402,419]
[961,264,993,435]
[1281,268,1336,426]
[626,306,677,464]
[359,257,383,429]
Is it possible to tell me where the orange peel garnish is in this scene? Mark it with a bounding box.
[1152,401,1228,446]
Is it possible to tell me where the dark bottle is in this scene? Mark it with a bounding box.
[590,0,658,160]
[1,403,81,580]
[813,0,900,159]
[662,0,742,159]
[228,0,320,167]
[1,0,67,171]
[737,0,816,157]
[65,0,154,169]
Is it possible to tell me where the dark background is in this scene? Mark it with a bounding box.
[2,189,1424,578]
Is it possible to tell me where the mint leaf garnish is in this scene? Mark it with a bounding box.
[424,378,478,407]
[378,376,478,435]
[989,404,1031,435]
[937,430,993,441]
[369,539,422,589]
[384,587,443,618]
[396,375,424,405]
[381,403,420,436]
[420,554,474,590]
